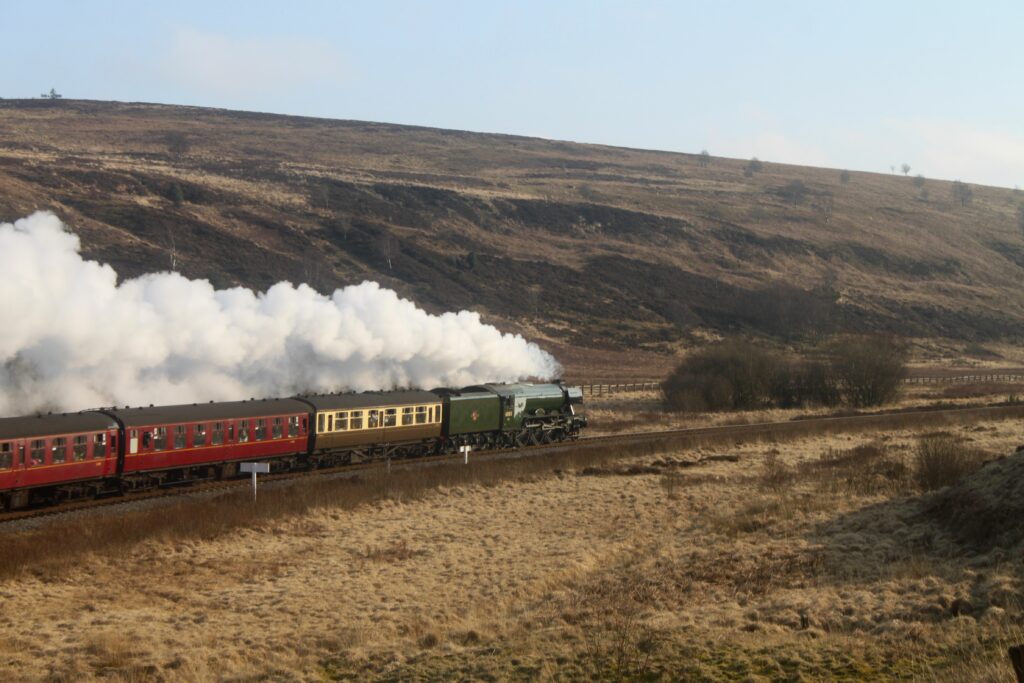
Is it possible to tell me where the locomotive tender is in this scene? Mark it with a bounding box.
[0,382,586,510]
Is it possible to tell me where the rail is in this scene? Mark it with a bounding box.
[6,401,1024,527]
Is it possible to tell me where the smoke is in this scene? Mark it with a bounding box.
[0,212,560,416]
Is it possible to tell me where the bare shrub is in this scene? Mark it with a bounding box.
[828,334,908,407]
[662,341,778,412]
[914,435,985,491]
[760,451,794,490]
[663,343,841,413]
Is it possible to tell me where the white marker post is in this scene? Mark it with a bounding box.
[239,462,270,502]
[459,444,472,465]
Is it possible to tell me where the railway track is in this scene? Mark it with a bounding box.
[4,401,1023,527]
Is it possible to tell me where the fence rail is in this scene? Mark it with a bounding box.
[579,382,661,397]
[901,373,1024,385]
[578,372,1024,397]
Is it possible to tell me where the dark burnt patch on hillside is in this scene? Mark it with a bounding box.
[502,199,698,242]
[714,224,813,262]
[831,243,962,278]
[988,241,1024,270]
[65,201,301,289]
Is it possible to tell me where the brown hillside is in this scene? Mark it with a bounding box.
[1,99,1022,369]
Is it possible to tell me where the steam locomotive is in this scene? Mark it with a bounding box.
[0,382,586,510]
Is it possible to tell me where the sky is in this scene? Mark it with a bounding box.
[2,1,1022,188]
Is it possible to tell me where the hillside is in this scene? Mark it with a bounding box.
[1,99,1023,375]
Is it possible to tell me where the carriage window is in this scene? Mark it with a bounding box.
[211,422,224,445]
[334,412,348,431]
[367,410,380,428]
[415,406,427,424]
[254,419,266,441]
[73,435,88,461]
[153,427,167,451]
[94,433,107,458]
[349,411,363,430]
[326,414,333,432]
[0,443,11,469]
[193,424,207,447]
[173,426,187,449]
[52,437,67,464]
[30,440,46,466]
[402,407,414,426]
[272,418,283,439]
[239,420,249,443]
[288,416,299,437]
[383,409,397,427]
[317,413,325,433]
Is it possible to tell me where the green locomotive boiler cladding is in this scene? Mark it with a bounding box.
[439,382,586,448]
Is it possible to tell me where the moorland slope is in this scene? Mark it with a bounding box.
[2,99,1023,371]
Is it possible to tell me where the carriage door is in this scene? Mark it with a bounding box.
[129,429,139,455]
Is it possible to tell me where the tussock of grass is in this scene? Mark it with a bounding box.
[914,434,986,491]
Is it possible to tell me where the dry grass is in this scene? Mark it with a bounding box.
[1,415,1023,680]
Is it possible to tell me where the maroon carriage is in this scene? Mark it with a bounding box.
[102,399,311,489]
[0,412,120,509]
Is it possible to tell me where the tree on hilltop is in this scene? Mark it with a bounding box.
[912,174,926,188]
[951,180,973,207]
[901,163,911,176]
[40,88,62,99]
[698,149,711,167]
[839,169,851,184]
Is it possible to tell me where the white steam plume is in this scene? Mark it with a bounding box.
[0,212,560,416]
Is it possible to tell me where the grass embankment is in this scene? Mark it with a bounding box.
[4,403,1024,578]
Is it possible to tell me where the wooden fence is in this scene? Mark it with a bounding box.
[578,372,1024,397]
[901,373,1024,385]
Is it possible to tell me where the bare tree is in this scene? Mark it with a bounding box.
[951,180,973,207]
[839,169,851,184]
[748,157,763,173]
[164,225,178,272]
[698,149,711,167]
[829,335,908,407]
[378,233,399,271]
[40,88,62,100]
[912,174,926,188]
[815,194,835,223]
[901,163,911,176]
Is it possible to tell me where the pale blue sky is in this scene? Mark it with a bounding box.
[3,1,1022,187]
